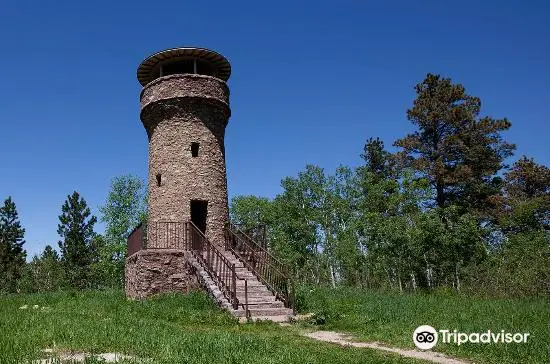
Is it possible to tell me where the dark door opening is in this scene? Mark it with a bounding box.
[190,200,208,234]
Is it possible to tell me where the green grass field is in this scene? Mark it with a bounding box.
[0,290,422,364]
[1,289,547,364]
[297,287,550,364]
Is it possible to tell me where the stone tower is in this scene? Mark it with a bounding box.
[137,47,231,247]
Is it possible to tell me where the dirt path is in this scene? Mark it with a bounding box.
[304,331,470,364]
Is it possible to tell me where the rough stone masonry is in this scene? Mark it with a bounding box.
[125,48,232,299]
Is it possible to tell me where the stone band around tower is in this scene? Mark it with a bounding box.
[140,74,230,133]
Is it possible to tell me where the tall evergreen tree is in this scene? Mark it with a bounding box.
[57,191,98,289]
[498,157,550,233]
[504,156,550,200]
[0,197,26,292]
[394,73,515,211]
[361,137,392,179]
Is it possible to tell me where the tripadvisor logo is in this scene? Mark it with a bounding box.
[413,325,438,349]
[413,325,530,350]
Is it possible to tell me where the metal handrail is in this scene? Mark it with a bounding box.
[236,224,268,249]
[225,223,294,309]
[188,221,239,310]
[126,220,293,314]
[227,222,287,273]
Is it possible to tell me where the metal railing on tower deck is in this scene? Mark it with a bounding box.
[127,222,147,256]
[225,222,294,310]
[146,221,192,250]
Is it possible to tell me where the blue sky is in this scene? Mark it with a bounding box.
[0,1,548,258]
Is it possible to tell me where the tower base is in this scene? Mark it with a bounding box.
[125,249,199,299]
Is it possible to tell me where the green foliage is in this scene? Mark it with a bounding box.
[57,191,98,289]
[414,207,485,290]
[496,157,550,233]
[20,245,65,293]
[0,197,26,293]
[231,152,547,297]
[98,175,147,288]
[228,74,547,298]
[465,230,550,297]
[230,195,271,228]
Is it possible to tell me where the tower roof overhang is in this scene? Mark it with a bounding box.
[137,47,231,86]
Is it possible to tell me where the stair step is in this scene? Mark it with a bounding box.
[235,292,270,297]
[226,273,258,279]
[233,307,293,317]
[239,301,284,308]
[235,287,269,294]
[237,299,278,305]
[239,315,292,323]
[190,243,295,322]
[212,275,259,282]
[235,267,251,272]
[235,281,265,288]
[236,294,276,301]
[237,294,277,301]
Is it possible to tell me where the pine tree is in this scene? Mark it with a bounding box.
[394,73,515,211]
[504,156,550,200]
[360,137,392,179]
[498,157,550,233]
[0,197,27,293]
[57,191,98,289]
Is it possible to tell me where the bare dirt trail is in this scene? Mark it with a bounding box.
[304,331,470,364]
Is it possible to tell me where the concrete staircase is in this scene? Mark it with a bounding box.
[188,249,293,322]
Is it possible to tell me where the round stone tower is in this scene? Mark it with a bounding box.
[137,47,231,247]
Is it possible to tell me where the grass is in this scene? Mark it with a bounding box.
[0,290,423,364]
[296,286,550,364]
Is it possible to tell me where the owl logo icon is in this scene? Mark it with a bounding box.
[413,325,438,349]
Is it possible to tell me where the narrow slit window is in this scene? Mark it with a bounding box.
[156,173,161,186]
[191,142,200,157]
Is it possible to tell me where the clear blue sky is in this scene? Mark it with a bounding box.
[1,1,548,258]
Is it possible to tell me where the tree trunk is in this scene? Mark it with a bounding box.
[397,266,403,293]
[329,264,336,288]
[455,261,461,292]
[424,253,432,288]
[436,180,445,208]
[385,268,393,289]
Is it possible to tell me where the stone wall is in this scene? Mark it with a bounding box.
[139,74,231,248]
[125,249,199,299]
[140,74,229,108]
